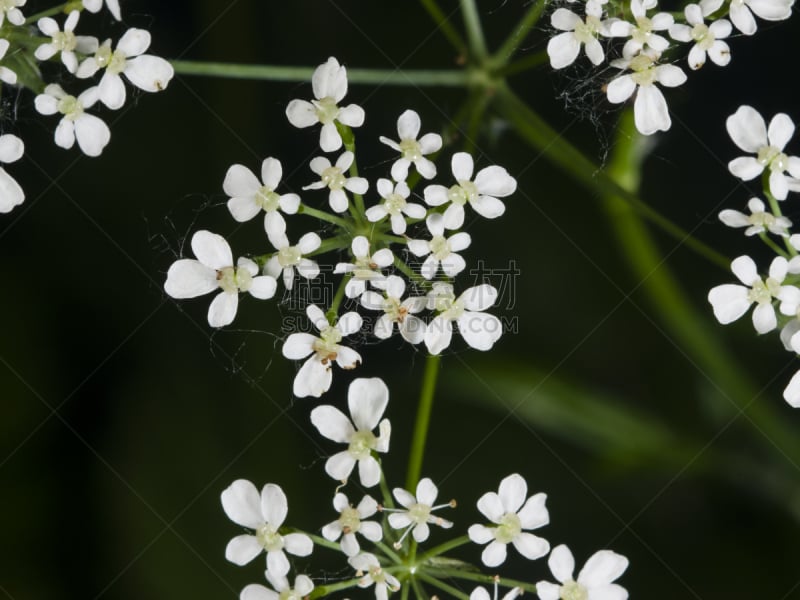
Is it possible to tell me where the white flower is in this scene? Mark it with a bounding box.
[303,151,368,213]
[322,493,383,556]
[470,585,522,600]
[164,230,277,328]
[386,478,454,546]
[0,39,18,85]
[286,57,365,152]
[669,2,731,70]
[365,178,426,235]
[361,275,427,344]
[379,109,442,181]
[82,0,122,20]
[0,134,24,214]
[407,214,471,279]
[536,544,629,600]
[35,11,98,74]
[728,0,793,34]
[334,235,394,299]
[241,573,314,600]
[726,106,800,201]
[264,231,321,290]
[220,480,313,576]
[223,158,300,237]
[468,473,550,567]
[718,197,791,236]
[34,84,111,157]
[76,28,174,109]
[547,1,607,69]
[707,255,800,334]
[608,0,674,58]
[425,283,502,355]
[0,0,26,27]
[423,152,516,230]
[606,51,687,136]
[282,305,362,398]
[349,552,401,600]
[310,377,390,485]
[782,369,800,408]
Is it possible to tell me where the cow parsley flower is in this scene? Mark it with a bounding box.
[310,377,390,486]
[468,473,550,567]
[707,255,800,334]
[349,552,401,600]
[379,109,442,181]
[718,197,791,236]
[322,493,383,556]
[164,230,277,328]
[0,0,26,27]
[303,151,368,213]
[82,0,122,20]
[361,275,427,344]
[263,231,321,290]
[333,235,393,299]
[728,0,793,34]
[423,152,516,230]
[669,2,732,70]
[536,544,629,600]
[407,213,471,279]
[0,39,18,85]
[223,158,300,237]
[726,105,800,201]
[220,480,313,576]
[35,11,98,74]
[606,50,687,135]
[286,57,365,152]
[241,574,314,600]
[365,178,426,235]
[0,134,24,214]
[34,84,111,157]
[386,478,454,546]
[547,1,607,69]
[76,28,174,109]
[282,305,362,398]
[425,283,502,355]
[612,0,674,58]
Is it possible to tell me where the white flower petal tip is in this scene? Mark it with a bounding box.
[539,544,629,599]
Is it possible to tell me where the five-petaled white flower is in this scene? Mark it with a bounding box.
[407,213,471,279]
[361,275,427,345]
[425,282,502,355]
[322,493,383,556]
[547,1,607,69]
[606,50,687,136]
[718,197,791,237]
[224,157,300,237]
[708,255,800,334]
[0,0,26,27]
[379,109,442,181]
[726,105,800,201]
[303,151,368,213]
[669,2,732,70]
[0,134,24,214]
[82,0,122,20]
[386,477,454,546]
[310,377,390,485]
[727,0,793,35]
[35,11,98,74]
[0,39,18,85]
[220,480,313,576]
[164,230,277,328]
[76,28,174,109]
[366,178,426,235]
[423,152,517,230]
[286,57,365,152]
[468,473,550,567]
[34,84,111,157]
[282,305,362,398]
[349,552,401,600]
[241,573,314,600]
[334,235,393,299]
[536,544,630,600]
[264,230,321,290]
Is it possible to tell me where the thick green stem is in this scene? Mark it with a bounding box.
[308,577,362,599]
[405,354,442,491]
[427,568,538,595]
[24,2,71,23]
[417,572,471,600]
[460,0,489,61]
[298,203,351,229]
[417,534,472,563]
[496,52,549,78]
[418,0,468,55]
[492,0,551,65]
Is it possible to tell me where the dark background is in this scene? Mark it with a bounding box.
[2,1,800,598]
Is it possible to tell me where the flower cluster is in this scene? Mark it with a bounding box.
[708,105,800,407]
[0,1,173,213]
[545,0,794,135]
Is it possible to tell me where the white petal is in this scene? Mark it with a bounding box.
[752,302,777,333]
[338,103,365,127]
[416,477,439,505]
[424,316,452,355]
[708,284,751,323]
[458,312,502,351]
[768,113,795,151]
[348,378,389,431]
[477,491,505,522]
[547,32,581,69]
[517,492,549,529]
[551,8,582,30]
[498,473,527,513]
[548,544,575,583]
[225,535,263,566]
[424,184,449,206]
[358,455,382,487]
[0,168,24,213]
[727,105,767,152]
[728,156,763,181]
[311,405,355,443]
[731,255,759,285]
[241,584,276,600]
[286,99,318,128]
[267,550,290,577]
[577,550,629,587]
[481,541,507,567]
[325,451,357,482]
[261,483,288,527]
[397,109,421,140]
[535,582,561,600]
[293,356,332,398]
[320,122,342,152]
[221,479,263,529]
[283,533,313,556]
[117,28,151,56]
[468,524,494,544]
[607,75,636,104]
[783,370,800,407]
[633,85,671,135]
[512,532,550,560]
[164,259,217,298]
[124,55,174,92]
[207,292,238,327]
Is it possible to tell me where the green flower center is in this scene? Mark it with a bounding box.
[278,245,302,268]
[632,16,654,43]
[560,581,588,600]
[255,523,284,552]
[494,512,522,544]
[107,50,127,75]
[429,235,450,260]
[314,96,340,124]
[574,16,600,44]
[57,95,83,120]
[52,30,77,52]
[408,502,431,524]
[278,590,302,600]
[339,506,362,534]
[321,166,346,190]
[384,193,407,214]
[256,186,281,212]
[748,277,781,304]
[430,287,455,313]
[400,139,422,161]
[216,265,252,294]
[758,146,789,172]
[691,23,714,49]
[384,296,408,323]
[630,54,657,87]
[312,325,342,363]
[348,429,377,459]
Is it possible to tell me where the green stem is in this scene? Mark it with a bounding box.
[376,540,404,565]
[495,51,549,78]
[171,60,471,86]
[303,532,343,552]
[763,187,796,256]
[298,203,351,229]
[418,0,468,55]
[24,2,70,23]
[308,234,351,257]
[379,466,396,511]
[405,354,441,491]
[327,276,349,318]
[460,0,489,61]
[427,568,538,595]
[417,535,472,563]
[308,577,362,599]
[339,124,367,221]
[411,577,431,600]
[417,572,471,600]
[492,0,551,65]
[491,83,730,270]
[758,231,789,258]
